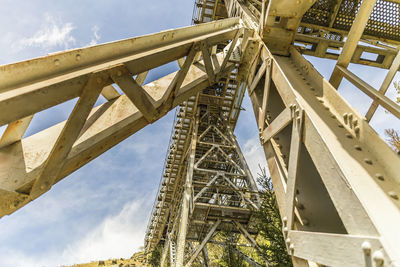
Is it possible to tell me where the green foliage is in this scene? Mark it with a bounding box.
[255,166,293,267]
[218,231,246,267]
[148,243,163,267]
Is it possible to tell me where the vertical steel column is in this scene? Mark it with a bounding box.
[160,236,170,267]
[175,114,199,267]
[202,246,210,267]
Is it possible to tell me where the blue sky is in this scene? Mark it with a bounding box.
[0,1,398,266]
[0,1,267,266]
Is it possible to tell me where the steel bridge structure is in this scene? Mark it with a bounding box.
[0,0,400,266]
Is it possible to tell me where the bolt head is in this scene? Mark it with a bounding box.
[343,113,348,123]
[364,158,373,165]
[361,241,371,255]
[376,173,384,181]
[389,191,399,200]
[372,251,384,265]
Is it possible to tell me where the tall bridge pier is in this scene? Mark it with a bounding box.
[0,0,400,266]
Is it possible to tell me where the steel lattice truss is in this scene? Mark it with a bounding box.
[1,0,400,266]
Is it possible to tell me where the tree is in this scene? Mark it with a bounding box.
[385,128,400,152]
[255,166,293,266]
[148,243,162,266]
[218,230,246,267]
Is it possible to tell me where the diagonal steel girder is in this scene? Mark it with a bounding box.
[0,17,246,217]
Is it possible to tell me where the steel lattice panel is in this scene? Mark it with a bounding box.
[302,0,400,42]
[301,0,337,27]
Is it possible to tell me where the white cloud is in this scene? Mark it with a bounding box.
[61,198,149,265]
[242,137,269,179]
[88,25,100,46]
[20,14,76,49]
[0,198,150,267]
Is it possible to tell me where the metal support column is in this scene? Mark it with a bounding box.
[176,115,199,267]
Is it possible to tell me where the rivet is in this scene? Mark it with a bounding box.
[285,238,291,245]
[331,114,336,119]
[372,251,384,266]
[376,173,384,181]
[353,119,358,127]
[389,191,399,200]
[9,204,14,209]
[361,241,371,256]
[310,87,315,91]
[318,99,324,103]
[40,185,46,190]
[364,158,373,165]
[54,59,60,66]
[283,227,288,236]
[76,54,81,61]
[343,113,348,123]
[296,202,304,210]
[348,113,353,124]
[325,106,329,110]
[289,243,294,252]
[283,217,287,224]
[338,124,344,128]
[354,145,362,151]
[302,218,309,226]
[354,126,360,134]
[345,133,353,139]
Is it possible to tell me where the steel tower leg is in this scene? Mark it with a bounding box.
[176,115,199,267]
[201,246,210,267]
[160,237,170,267]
